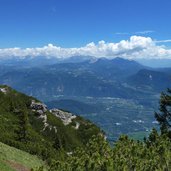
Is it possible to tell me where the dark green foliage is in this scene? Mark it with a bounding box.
[17,108,29,142]
[0,85,101,164]
[33,132,171,171]
[155,89,171,135]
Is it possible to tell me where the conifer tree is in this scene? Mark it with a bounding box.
[155,89,171,136]
[18,108,29,142]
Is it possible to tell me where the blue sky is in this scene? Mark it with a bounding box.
[0,0,171,48]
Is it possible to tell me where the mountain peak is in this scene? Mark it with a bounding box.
[112,57,137,63]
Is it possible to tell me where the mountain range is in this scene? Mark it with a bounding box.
[0,56,171,140]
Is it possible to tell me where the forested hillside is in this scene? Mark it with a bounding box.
[34,133,171,171]
[0,85,101,165]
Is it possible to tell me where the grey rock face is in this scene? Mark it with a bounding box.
[50,109,76,125]
[31,100,47,114]
[0,88,8,94]
[30,100,78,131]
[30,100,49,130]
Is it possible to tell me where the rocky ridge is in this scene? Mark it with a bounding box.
[50,109,76,125]
[0,87,8,94]
[30,100,78,131]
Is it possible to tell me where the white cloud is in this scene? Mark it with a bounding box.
[155,39,171,43]
[115,32,129,35]
[115,30,155,35]
[135,30,154,34]
[0,36,171,59]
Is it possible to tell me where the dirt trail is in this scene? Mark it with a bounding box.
[6,160,30,171]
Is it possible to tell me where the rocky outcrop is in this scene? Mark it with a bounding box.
[50,109,76,125]
[0,88,8,94]
[30,100,48,130]
[75,122,80,130]
[30,100,78,131]
[31,100,47,115]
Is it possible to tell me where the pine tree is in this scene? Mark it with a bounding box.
[54,134,62,150]
[17,108,29,142]
[155,89,171,136]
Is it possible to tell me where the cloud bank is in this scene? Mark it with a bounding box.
[0,36,171,59]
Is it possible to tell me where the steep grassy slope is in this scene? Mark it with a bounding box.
[0,142,45,171]
[0,85,101,164]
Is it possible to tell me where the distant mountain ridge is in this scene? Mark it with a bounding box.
[0,55,97,68]
[0,57,147,100]
[1,54,171,68]
[128,69,171,92]
[136,58,171,68]
[0,56,171,140]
